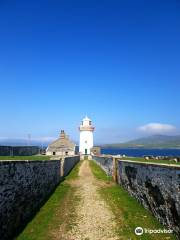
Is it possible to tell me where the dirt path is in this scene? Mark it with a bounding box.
[61,160,119,240]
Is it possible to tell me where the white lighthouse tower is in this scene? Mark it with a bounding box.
[79,116,94,159]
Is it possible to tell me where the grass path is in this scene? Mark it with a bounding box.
[17,160,176,240]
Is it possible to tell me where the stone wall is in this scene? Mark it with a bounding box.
[0,156,80,240]
[93,156,113,175]
[0,146,39,156]
[117,160,180,238]
[61,156,80,176]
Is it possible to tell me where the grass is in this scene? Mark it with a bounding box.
[0,155,51,160]
[120,157,180,166]
[90,160,176,240]
[17,183,70,240]
[16,160,82,240]
[89,160,112,182]
[65,160,81,180]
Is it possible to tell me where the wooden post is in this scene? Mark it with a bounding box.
[113,157,120,183]
[112,157,118,182]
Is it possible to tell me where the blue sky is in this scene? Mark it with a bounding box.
[0,0,180,144]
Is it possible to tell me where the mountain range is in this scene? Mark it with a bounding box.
[102,135,180,148]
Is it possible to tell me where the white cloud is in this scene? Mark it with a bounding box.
[138,123,176,134]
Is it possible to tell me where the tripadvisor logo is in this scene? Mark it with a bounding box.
[135,227,144,236]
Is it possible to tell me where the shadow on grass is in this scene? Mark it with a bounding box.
[14,161,81,240]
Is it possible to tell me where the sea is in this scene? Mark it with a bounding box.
[101,148,180,157]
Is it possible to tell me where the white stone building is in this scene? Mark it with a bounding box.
[46,130,76,156]
[79,116,94,157]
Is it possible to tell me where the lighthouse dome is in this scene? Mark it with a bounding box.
[83,116,91,121]
[81,116,92,127]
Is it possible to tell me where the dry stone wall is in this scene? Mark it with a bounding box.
[0,146,39,156]
[0,156,80,240]
[61,156,80,176]
[93,156,113,175]
[93,156,180,238]
[117,160,180,238]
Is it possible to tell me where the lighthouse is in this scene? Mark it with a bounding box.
[79,116,94,158]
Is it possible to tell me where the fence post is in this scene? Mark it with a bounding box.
[112,157,118,182]
[60,158,65,177]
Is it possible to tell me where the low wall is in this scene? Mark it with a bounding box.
[117,160,180,237]
[93,156,113,175]
[61,155,80,176]
[0,146,39,156]
[0,156,80,240]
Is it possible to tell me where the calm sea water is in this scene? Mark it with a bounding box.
[101,148,180,157]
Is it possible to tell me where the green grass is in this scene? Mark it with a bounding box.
[90,160,176,240]
[120,157,180,166]
[17,183,70,240]
[16,161,82,240]
[89,160,112,181]
[0,155,51,160]
[65,160,81,180]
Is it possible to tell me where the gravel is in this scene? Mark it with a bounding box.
[63,160,119,240]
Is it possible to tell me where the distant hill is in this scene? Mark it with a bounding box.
[103,135,180,148]
[0,138,49,147]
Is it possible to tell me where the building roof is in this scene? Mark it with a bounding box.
[47,130,75,151]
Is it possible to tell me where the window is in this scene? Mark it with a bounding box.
[53,152,56,155]
[89,121,92,125]
[65,151,68,155]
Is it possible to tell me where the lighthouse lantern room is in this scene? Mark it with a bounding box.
[79,116,94,158]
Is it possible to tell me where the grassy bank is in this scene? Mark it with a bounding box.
[90,160,176,240]
[120,157,180,166]
[0,155,51,160]
[16,161,81,240]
